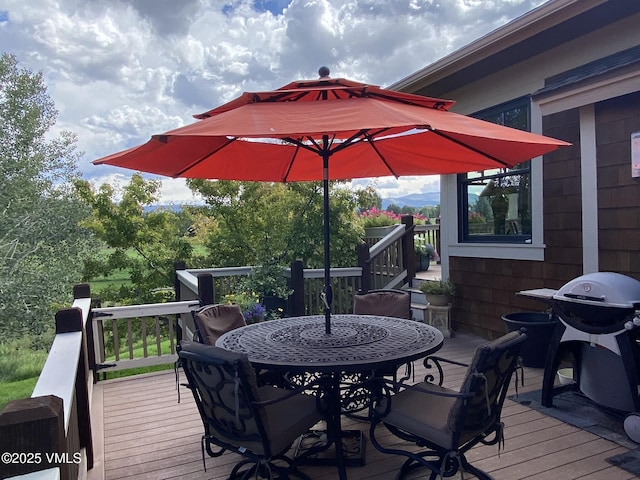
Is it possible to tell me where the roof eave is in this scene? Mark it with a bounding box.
[389,0,608,93]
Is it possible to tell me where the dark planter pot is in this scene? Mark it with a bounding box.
[502,312,559,368]
[418,254,430,271]
[261,295,288,318]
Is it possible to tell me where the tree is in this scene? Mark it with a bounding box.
[187,179,364,269]
[0,53,97,340]
[75,174,202,304]
[353,185,381,211]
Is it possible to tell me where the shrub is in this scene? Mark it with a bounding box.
[419,279,456,296]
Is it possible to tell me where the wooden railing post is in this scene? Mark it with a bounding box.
[174,261,186,343]
[402,215,416,285]
[435,217,441,263]
[290,259,305,316]
[357,243,371,293]
[197,273,215,306]
[0,395,66,479]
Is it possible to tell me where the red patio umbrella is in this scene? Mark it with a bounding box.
[94,67,570,333]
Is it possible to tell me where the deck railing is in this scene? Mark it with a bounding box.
[90,300,200,374]
[0,286,94,480]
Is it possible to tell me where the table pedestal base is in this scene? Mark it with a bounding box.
[294,429,366,467]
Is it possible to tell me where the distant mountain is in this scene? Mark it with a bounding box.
[380,192,483,209]
[381,192,440,209]
[143,204,184,213]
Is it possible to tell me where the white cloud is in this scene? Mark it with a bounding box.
[158,178,204,205]
[1,0,547,202]
[86,173,203,205]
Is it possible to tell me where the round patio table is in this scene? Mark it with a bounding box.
[217,314,443,372]
[216,314,444,480]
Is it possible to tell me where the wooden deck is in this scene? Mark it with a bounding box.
[88,332,637,480]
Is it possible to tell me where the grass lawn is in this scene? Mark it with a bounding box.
[0,378,38,412]
[105,338,174,362]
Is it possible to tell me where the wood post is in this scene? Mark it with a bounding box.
[357,243,371,293]
[174,261,186,343]
[197,273,215,306]
[290,259,305,316]
[0,395,67,479]
[401,215,416,285]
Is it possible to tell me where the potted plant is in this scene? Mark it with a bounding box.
[223,291,266,324]
[419,279,455,306]
[414,236,439,271]
[240,261,293,318]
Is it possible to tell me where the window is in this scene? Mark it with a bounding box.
[458,97,532,243]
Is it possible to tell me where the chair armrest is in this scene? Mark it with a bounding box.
[423,355,468,386]
[368,377,475,419]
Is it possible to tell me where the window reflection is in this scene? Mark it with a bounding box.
[459,98,531,243]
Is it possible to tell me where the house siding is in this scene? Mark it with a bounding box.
[449,257,548,339]
[542,108,584,285]
[596,91,640,276]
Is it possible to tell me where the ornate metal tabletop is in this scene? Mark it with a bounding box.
[216,314,444,373]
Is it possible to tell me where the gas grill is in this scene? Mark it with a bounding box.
[519,272,640,413]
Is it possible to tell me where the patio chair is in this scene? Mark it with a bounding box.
[353,288,413,383]
[368,329,527,480]
[178,341,329,479]
[191,303,283,388]
[192,303,246,345]
[353,288,412,320]
[343,289,413,417]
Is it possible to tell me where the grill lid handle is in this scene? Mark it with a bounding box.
[563,293,605,302]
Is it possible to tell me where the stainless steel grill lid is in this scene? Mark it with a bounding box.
[552,272,640,309]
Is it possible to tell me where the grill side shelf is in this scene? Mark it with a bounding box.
[516,288,558,304]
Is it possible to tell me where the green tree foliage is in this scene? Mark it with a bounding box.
[353,185,381,211]
[75,174,202,304]
[187,179,364,269]
[0,53,97,341]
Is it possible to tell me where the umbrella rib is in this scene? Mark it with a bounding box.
[329,127,392,156]
[282,142,302,182]
[173,137,237,177]
[282,136,322,156]
[430,130,512,168]
[363,132,399,178]
[328,130,368,154]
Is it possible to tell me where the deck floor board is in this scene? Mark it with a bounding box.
[89,332,636,480]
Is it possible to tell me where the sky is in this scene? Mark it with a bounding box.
[0,0,547,204]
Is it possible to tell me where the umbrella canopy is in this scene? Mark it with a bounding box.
[94,68,570,333]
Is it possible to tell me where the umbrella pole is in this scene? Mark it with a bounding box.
[322,140,332,335]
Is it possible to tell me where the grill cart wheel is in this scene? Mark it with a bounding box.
[624,413,640,443]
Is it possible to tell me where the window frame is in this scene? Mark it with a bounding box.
[457,96,533,244]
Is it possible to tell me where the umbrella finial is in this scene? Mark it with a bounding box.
[318,66,330,78]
